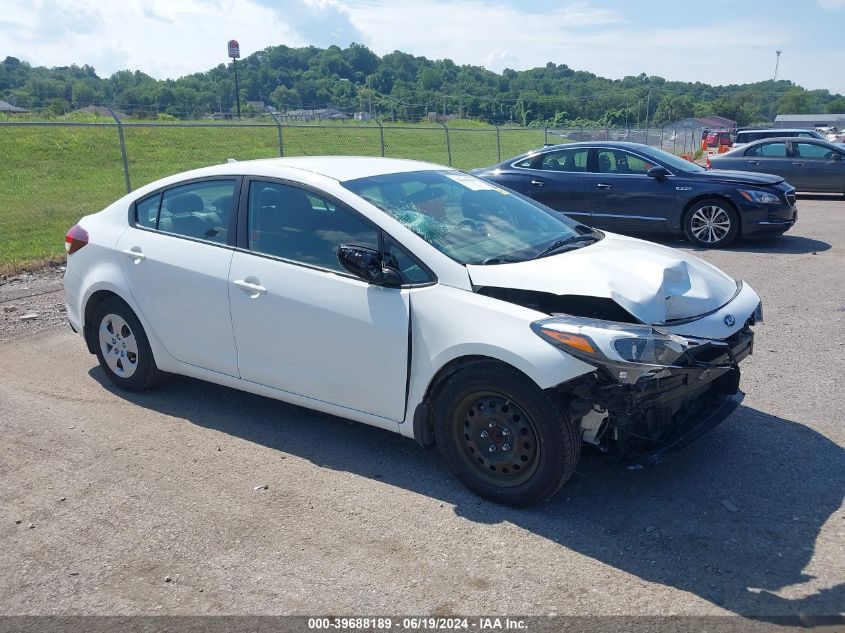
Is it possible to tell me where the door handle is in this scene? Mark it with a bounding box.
[120,248,146,262]
[530,179,545,186]
[792,162,806,167]
[596,183,613,189]
[233,279,267,297]
[747,161,760,166]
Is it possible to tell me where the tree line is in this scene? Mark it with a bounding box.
[2,43,844,126]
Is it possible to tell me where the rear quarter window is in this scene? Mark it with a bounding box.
[135,194,160,229]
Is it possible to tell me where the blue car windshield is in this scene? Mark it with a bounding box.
[342,170,593,265]
[646,146,706,173]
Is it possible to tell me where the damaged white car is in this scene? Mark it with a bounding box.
[64,157,762,506]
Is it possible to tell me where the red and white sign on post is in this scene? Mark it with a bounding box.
[227,39,240,59]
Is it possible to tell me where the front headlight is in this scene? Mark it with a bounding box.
[738,189,780,204]
[531,316,716,384]
[612,336,686,365]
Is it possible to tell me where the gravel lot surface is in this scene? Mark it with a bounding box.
[0,265,65,342]
[0,196,843,619]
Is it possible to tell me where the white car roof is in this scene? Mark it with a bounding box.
[169,156,445,184]
[254,156,443,181]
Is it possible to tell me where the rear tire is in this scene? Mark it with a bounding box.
[433,362,579,506]
[92,297,163,391]
[683,198,740,248]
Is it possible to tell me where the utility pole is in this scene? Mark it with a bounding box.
[770,50,782,123]
[228,39,241,119]
[232,58,241,119]
[645,90,651,130]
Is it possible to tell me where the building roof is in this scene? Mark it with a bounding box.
[664,115,736,130]
[282,107,347,118]
[0,100,28,113]
[775,113,845,122]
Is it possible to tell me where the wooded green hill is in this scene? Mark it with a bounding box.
[3,44,843,125]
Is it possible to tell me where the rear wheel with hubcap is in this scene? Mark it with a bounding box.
[433,362,579,506]
[92,297,163,391]
[683,198,739,248]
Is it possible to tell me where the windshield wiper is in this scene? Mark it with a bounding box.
[480,256,521,265]
[533,234,597,259]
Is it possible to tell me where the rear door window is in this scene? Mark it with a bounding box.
[536,148,589,172]
[746,142,787,157]
[158,180,236,244]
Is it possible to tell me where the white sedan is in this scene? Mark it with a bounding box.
[64,157,762,506]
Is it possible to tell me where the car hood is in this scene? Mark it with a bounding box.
[699,168,784,186]
[466,233,739,324]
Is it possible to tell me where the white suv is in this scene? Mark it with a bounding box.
[733,128,825,151]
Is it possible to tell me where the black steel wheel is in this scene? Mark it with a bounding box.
[452,392,540,488]
[433,362,579,506]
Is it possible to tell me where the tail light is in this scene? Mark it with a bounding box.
[65,224,89,255]
[705,156,711,170]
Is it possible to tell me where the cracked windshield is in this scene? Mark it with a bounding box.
[343,170,593,264]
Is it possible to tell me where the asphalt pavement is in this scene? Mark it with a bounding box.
[0,195,843,619]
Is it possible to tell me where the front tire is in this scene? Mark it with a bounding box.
[683,198,740,248]
[433,362,579,506]
[92,297,163,391]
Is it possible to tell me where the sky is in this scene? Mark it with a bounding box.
[2,0,844,95]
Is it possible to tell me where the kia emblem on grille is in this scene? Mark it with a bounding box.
[724,314,736,326]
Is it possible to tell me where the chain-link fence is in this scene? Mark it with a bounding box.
[544,126,706,156]
[0,119,705,270]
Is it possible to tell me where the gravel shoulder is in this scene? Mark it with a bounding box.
[0,264,67,342]
[0,196,842,618]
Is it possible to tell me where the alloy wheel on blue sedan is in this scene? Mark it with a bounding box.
[690,205,732,244]
[683,198,739,247]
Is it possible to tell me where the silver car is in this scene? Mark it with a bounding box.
[708,137,845,195]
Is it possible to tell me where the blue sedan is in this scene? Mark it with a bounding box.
[472,142,797,248]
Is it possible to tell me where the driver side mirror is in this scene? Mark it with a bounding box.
[831,152,842,161]
[647,166,671,182]
[337,245,402,287]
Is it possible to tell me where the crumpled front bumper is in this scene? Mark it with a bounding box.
[623,391,744,468]
[562,325,754,464]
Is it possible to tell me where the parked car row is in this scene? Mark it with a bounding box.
[472,141,797,247]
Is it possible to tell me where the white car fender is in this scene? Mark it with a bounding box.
[401,284,596,439]
[65,209,178,371]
